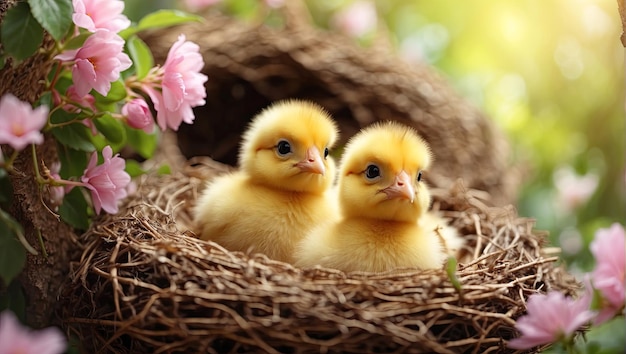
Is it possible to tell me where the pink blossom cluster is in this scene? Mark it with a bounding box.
[55,30,132,97]
[72,0,130,33]
[56,0,207,133]
[0,310,66,354]
[39,0,207,212]
[141,34,208,131]
[509,223,626,350]
[122,99,154,133]
[0,92,130,215]
[80,145,131,214]
[553,166,599,214]
[183,0,222,11]
[0,94,48,151]
[331,1,378,38]
[589,223,625,323]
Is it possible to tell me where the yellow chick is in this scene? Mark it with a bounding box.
[193,100,339,263]
[295,121,463,273]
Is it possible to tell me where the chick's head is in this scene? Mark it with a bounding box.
[338,121,432,222]
[239,100,339,194]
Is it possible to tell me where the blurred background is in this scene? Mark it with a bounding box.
[126,0,625,351]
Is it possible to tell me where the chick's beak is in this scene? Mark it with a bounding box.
[381,170,415,203]
[295,146,325,175]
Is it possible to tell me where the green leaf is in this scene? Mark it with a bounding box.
[0,212,27,286]
[125,125,158,159]
[51,123,95,152]
[50,108,80,124]
[126,35,154,80]
[0,2,44,62]
[0,280,27,321]
[57,145,89,179]
[92,80,127,104]
[138,10,204,30]
[590,287,604,311]
[59,187,90,231]
[225,0,260,20]
[157,164,171,175]
[63,32,91,50]
[446,256,463,295]
[119,10,203,39]
[125,159,145,178]
[0,172,13,209]
[93,114,126,146]
[27,0,72,41]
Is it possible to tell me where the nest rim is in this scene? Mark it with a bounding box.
[60,157,578,354]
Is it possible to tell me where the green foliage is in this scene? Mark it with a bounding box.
[51,123,96,152]
[93,114,127,146]
[57,145,89,179]
[223,0,261,20]
[0,173,13,209]
[0,2,44,63]
[126,36,154,80]
[94,80,128,104]
[0,280,27,322]
[0,210,27,286]
[125,125,158,159]
[64,32,91,50]
[119,9,204,39]
[59,187,90,231]
[125,159,146,178]
[27,0,73,41]
[445,256,462,295]
[157,164,172,175]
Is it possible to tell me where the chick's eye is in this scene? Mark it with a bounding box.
[276,140,292,156]
[364,164,381,180]
[417,170,423,182]
[324,147,329,159]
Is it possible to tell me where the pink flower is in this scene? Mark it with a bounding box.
[590,223,626,324]
[55,30,131,97]
[553,166,598,213]
[122,98,154,133]
[47,162,66,208]
[72,0,130,33]
[63,86,99,135]
[0,94,48,151]
[508,291,595,349]
[81,145,131,214]
[63,85,96,114]
[331,1,378,38]
[183,0,222,11]
[0,310,66,354]
[145,34,207,131]
[264,0,285,8]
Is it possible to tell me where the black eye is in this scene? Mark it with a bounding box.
[365,164,381,180]
[417,170,423,182]
[324,147,329,159]
[276,140,292,156]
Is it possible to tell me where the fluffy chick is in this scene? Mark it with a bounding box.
[193,100,339,263]
[295,121,463,273]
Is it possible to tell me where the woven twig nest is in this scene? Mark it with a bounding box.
[61,157,577,353]
[142,9,518,206]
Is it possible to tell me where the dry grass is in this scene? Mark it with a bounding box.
[61,157,578,353]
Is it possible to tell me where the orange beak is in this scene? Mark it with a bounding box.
[295,146,325,175]
[381,170,415,203]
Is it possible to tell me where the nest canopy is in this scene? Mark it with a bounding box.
[62,158,576,354]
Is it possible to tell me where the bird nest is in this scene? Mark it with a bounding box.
[60,156,578,354]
